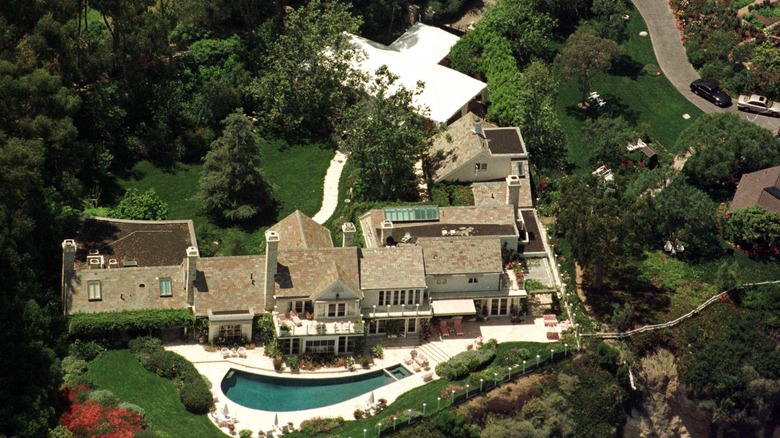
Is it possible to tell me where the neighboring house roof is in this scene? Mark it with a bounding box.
[348,30,486,124]
[360,205,518,248]
[360,246,427,290]
[192,256,265,316]
[386,23,460,64]
[274,247,361,299]
[417,236,503,275]
[76,217,196,268]
[728,165,780,214]
[484,128,527,155]
[269,210,333,250]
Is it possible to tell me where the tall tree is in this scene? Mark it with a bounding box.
[517,60,567,170]
[556,27,621,106]
[681,113,780,198]
[591,0,630,42]
[557,175,642,289]
[200,110,272,224]
[250,0,363,138]
[339,67,431,202]
[724,206,780,255]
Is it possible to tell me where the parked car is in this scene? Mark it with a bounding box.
[737,94,780,117]
[689,79,732,107]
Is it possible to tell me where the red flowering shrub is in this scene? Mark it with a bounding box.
[59,386,144,438]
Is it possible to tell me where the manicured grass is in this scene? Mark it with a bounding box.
[554,9,703,171]
[119,139,334,255]
[86,350,224,438]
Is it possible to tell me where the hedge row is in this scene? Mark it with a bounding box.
[129,336,213,414]
[68,308,194,337]
[435,339,497,380]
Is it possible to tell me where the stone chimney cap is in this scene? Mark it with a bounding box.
[342,222,356,232]
[187,246,199,257]
[265,230,280,241]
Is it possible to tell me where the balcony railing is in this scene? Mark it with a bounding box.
[364,303,433,319]
[275,314,365,337]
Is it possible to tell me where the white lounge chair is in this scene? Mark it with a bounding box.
[221,347,231,359]
[237,346,247,358]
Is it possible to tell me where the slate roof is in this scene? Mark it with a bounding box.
[274,247,361,298]
[417,236,503,275]
[192,256,265,316]
[728,165,780,214]
[269,210,333,250]
[360,246,426,290]
[429,113,490,181]
[472,177,533,209]
[76,218,196,268]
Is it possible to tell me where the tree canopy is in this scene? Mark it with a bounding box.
[556,27,621,105]
[339,67,431,202]
[681,113,780,198]
[112,188,169,221]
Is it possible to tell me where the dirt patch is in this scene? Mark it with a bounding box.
[455,372,552,424]
[445,0,496,33]
[574,263,597,320]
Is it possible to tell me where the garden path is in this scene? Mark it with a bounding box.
[311,150,347,224]
[632,0,780,133]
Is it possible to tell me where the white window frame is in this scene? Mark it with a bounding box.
[88,280,102,301]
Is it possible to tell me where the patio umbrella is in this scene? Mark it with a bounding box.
[368,391,375,404]
[222,403,230,418]
[274,413,279,427]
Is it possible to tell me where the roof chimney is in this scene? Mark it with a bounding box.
[264,230,280,311]
[342,222,356,247]
[185,246,199,306]
[61,239,77,316]
[506,175,521,208]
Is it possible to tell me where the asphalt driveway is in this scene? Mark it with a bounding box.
[632,0,780,133]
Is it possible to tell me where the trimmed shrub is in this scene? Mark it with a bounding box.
[61,356,88,377]
[239,430,253,438]
[48,425,73,438]
[298,417,345,436]
[287,356,300,373]
[142,350,191,379]
[128,336,164,356]
[179,376,212,414]
[371,344,384,359]
[118,402,146,418]
[68,340,105,361]
[435,342,497,380]
[88,389,119,407]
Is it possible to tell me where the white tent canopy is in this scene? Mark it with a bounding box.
[432,299,477,316]
[348,24,486,124]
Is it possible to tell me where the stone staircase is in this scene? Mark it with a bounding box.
[417,340,451,366]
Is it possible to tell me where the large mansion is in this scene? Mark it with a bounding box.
[61,121,555,356]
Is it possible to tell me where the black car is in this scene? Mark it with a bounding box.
[690,79,732,107]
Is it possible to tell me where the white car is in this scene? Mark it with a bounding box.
[737,94,780,117]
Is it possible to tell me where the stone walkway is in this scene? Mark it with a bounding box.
[311,151,347,225]
[632,0,780,133]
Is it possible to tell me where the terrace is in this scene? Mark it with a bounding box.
[274,312,365,337]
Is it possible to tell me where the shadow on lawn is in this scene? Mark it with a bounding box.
[609,54,644,79]
[581,268,670,327]
[564,96,641,126]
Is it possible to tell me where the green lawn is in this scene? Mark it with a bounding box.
[119,139,334,255]
[554,9,703,171]
[86,350,224,438]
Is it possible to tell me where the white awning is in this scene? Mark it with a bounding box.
[431,299,477,316]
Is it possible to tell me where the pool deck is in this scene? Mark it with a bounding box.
[168,316,561,435]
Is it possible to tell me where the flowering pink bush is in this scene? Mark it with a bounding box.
[59,386,144,438]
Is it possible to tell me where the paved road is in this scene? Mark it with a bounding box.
[632,0,780,133]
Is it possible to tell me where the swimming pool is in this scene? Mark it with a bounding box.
[221,364,411,411]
